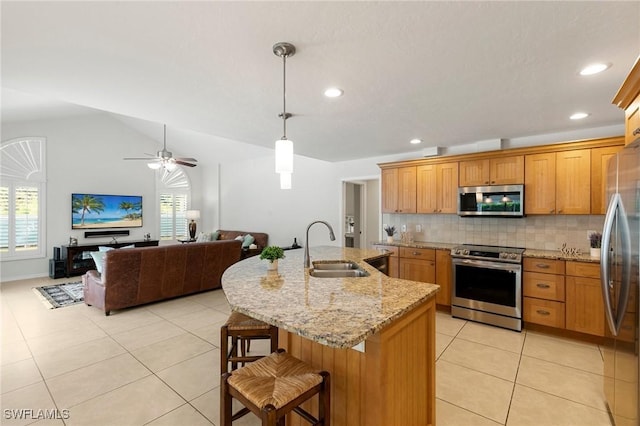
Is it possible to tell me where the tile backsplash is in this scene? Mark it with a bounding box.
[382,214,605,253]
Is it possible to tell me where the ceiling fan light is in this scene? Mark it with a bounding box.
[275,138,294,173]
[147,162,162,170]
[280,172,292,190]
[165,160,177,171]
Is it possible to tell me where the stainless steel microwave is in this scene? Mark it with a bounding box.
[457,184,525,217]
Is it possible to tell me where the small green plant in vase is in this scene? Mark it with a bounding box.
[260,246,285,271]
[384,225,396,243]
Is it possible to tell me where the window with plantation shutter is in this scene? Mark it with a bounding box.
[158,168,191,241]
[0,137,46,260]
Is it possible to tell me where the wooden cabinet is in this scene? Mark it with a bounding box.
[61,240,159,277]
[459,156,524,186]
[565,261,605,336]
[374,245,399,278]
[523,258,566,328]
[591,146,623,214]
[525,149,591,215]
[381,166,416,213]
[612,56,640,146]
[435,249,451,306]
[399,247,435,284]
[416,162,458,214]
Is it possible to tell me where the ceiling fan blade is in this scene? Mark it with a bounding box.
[175,160,197,167]
[124,157,161,161]
[175,157,197,162]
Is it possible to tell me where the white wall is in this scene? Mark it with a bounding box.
[0,113,202,281]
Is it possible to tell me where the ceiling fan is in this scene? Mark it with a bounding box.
[124,124,197,170]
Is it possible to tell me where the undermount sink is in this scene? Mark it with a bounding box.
[309,260,370,278]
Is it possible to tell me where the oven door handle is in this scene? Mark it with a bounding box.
[452,258,520,272]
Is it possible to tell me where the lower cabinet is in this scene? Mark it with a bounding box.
[435,249,451,307]
[399,247,435,283]
[565,262,605,336]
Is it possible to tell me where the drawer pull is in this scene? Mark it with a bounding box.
[412,252,421,256]
[536,264,550,269]
[536,283,551,289]
[536,310,551,316]
[633,127,640,136]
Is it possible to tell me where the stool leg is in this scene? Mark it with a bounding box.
[320,371,331,426]
[270,327,279,354]
[220,324,229,375]
[260,404,278,426]
[220,373,232,426]
[231,335,239,371]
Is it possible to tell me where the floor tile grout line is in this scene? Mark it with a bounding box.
[435,397,504,425]
[503,330,528,426]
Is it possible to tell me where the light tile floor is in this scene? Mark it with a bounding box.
[1,277,613,425]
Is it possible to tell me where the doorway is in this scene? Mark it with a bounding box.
[342,178,380,249]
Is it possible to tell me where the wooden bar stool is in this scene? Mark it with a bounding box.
[220,311,278,374]
[221,349,330,426]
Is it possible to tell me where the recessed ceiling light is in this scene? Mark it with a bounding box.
[410,138,422,145]
[570,112,590,120]
[579,63,610,76]
[324,88,343,98]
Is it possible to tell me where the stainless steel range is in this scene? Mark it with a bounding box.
[450,244,525,331]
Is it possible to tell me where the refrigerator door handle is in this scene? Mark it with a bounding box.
[600,192,631,336]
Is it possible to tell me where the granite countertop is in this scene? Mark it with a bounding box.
[374,240,600,263]
[221,246,440,349]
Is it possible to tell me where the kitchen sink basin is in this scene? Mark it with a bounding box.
[312,260,360,270]
[308,268,369,278]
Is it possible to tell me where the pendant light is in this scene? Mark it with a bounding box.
[273,42,296,189]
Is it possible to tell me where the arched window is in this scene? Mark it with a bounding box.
[158,168,191,241]
[0,137,46,260]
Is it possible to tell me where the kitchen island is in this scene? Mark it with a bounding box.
[222,246,439,426]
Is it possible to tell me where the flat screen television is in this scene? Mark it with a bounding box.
[72,193,143,230]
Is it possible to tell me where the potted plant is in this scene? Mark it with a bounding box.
[383,225,396,243]
[589,231,602,258]
[260,245,285,271]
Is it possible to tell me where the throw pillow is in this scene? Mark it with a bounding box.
[90,251,107,274]
[98,246,114,252]
[234,235,244,242]
[196,232,209,243]
[120,244,135,249]
[242,234,255,248]
[210,231,220,241]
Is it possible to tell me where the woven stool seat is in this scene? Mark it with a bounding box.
[226,311,273,331]
[221,349,330,426]
[228,350,323,410]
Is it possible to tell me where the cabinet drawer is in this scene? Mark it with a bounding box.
[374,245,399,257]
[523,272,565,301]
[524,297,565,328]
[523,258,565,274]
[399,247,435,261]
[565,261,600,279]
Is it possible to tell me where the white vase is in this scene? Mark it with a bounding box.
[590,248,601,258]
[386,236,394,243]
[267,259,278,271]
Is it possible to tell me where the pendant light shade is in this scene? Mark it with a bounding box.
[273,42,296,189]
[279,172,292,190]
[275,138,293,173]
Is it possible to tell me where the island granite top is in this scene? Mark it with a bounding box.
[222,246,440,349]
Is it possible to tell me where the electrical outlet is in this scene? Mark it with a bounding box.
[401,224,407,232]
[416,224,422,233]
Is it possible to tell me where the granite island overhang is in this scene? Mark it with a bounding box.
[222,245,439,426]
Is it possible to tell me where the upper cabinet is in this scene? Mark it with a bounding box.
[459,155,524,186]
[381,166,416,214]
[416,162,458,214]
[612,56,640,146]
[525,149,591,215]
[591,146,623,214]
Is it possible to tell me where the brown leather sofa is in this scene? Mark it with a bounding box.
[82,240,242,315]
[216,230,268,259]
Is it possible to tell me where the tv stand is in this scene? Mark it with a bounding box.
[60,240,159,277]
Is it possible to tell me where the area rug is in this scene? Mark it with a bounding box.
[33,282,84,309]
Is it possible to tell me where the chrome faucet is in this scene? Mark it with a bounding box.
[304,220,336,268]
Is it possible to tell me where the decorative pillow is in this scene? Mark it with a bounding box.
[90,251,108,274]
[98,246,114,252]
[234,235,244,242]
[196,232,209,243]
[210,231,220,241]
[120,244,135,249]
[242,234,255,248]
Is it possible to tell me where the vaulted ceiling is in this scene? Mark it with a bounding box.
[2,1,639,162]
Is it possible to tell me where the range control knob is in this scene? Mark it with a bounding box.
[509,253,518,260]
[463,249,469,255]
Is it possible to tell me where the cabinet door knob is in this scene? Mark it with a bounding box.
[633,127,640,136]
[536,310,551,316]
[558,209,563,213]
[536,283,551,289]
[550,209,555,213]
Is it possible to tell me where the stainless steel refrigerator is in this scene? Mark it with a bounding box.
[601,140,640,426]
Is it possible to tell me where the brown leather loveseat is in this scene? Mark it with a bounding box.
[216,230,268,259]
[82,240,241,315]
